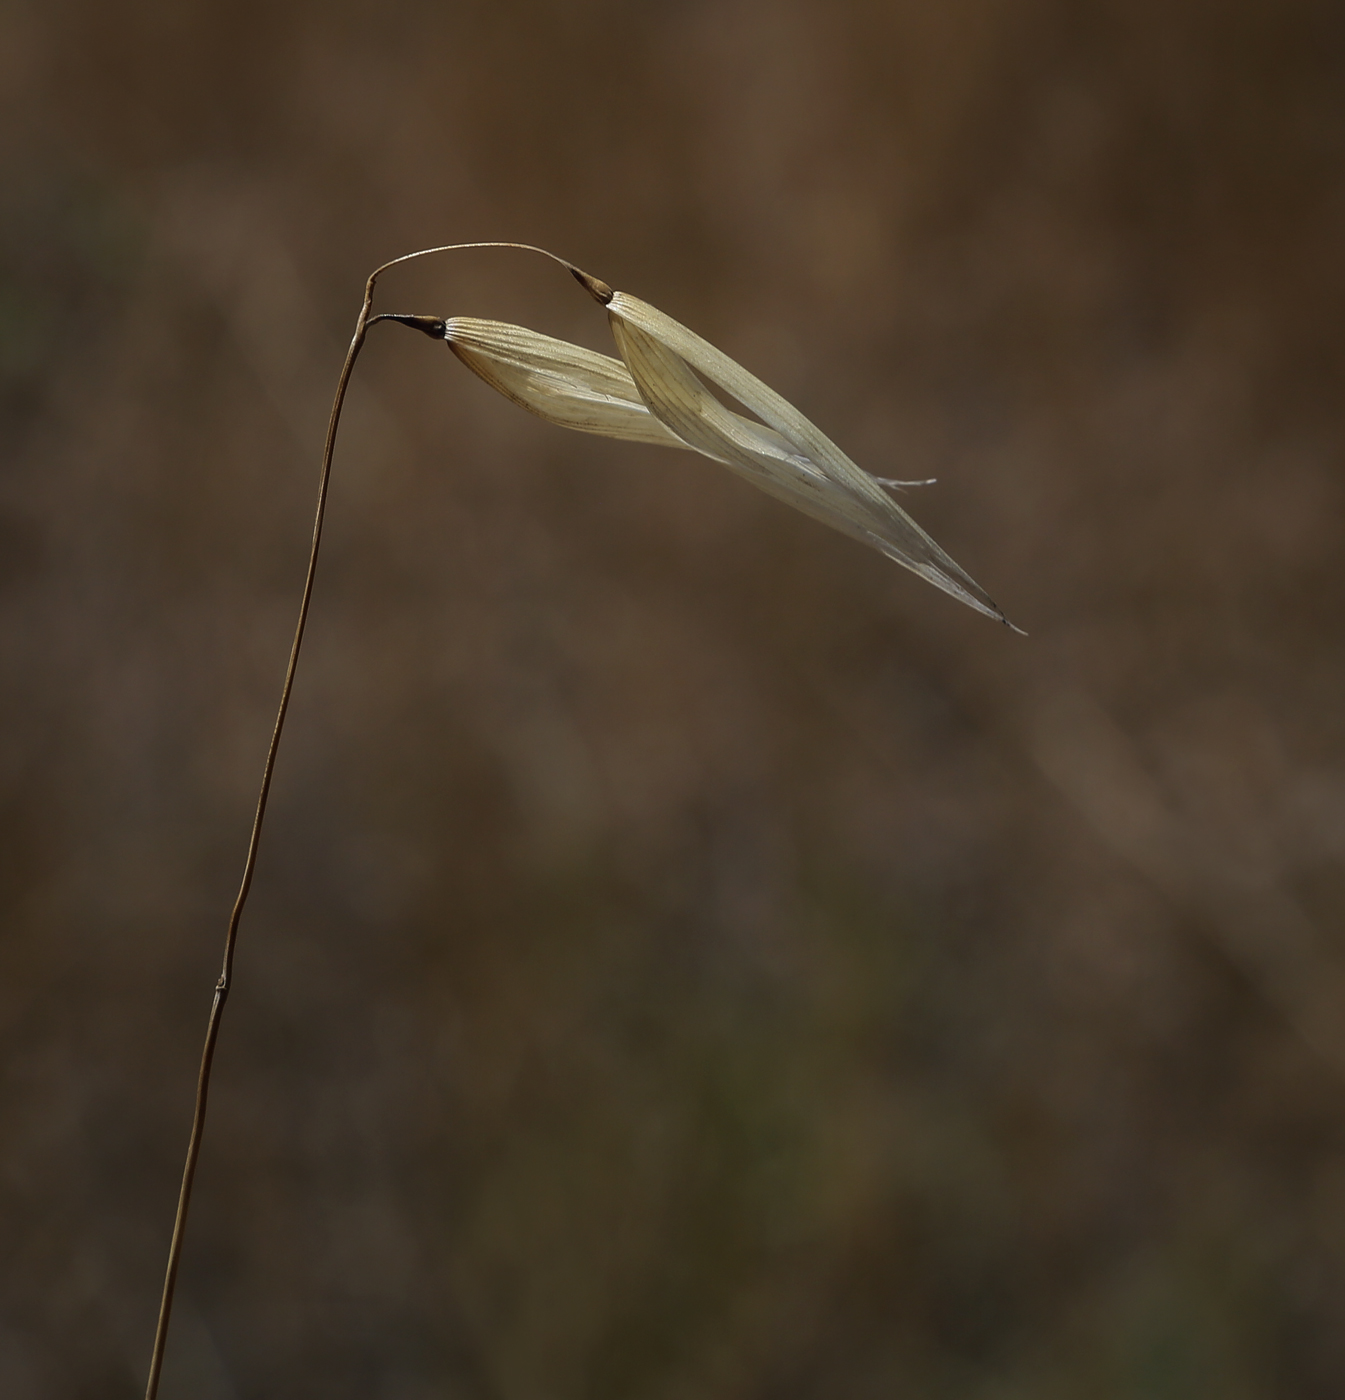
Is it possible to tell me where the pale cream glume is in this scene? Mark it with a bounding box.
[444,296,1011,627]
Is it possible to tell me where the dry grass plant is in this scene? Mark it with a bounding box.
[142,241,1017,1400]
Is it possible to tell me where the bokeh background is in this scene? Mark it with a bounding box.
[4,1,1345,1396]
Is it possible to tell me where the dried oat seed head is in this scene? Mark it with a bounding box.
[378,248,1016,628]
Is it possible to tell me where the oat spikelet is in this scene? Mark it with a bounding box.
[387,260,1016,628]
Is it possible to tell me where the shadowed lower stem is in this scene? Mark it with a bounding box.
[141,239,577,1400]
[142,271,379,1400]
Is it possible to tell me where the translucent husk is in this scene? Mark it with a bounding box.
[432,295,1011,625]
[605,292,1010,625]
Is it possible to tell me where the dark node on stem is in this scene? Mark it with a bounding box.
[373,313,449,339]
[569,266,614,304]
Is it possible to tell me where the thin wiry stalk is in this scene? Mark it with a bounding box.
[141,242,558,1399]
[141,271,373,1400]
[144,240,580,1400]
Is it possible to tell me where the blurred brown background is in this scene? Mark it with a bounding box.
[3,1,1344,1396]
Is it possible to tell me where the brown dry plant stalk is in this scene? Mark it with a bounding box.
[143,241,1017,1400]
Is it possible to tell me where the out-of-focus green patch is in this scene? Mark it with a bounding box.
[436,846,948,1400]
[967,1196,1278,1400]
[0,161,143,402]
[1091,1229,1270,1400]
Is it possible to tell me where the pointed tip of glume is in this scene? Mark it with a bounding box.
[569,266,614,305]
[372,313,448,339]
[975,593,1026,635]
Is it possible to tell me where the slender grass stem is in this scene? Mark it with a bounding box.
[142,273,376,1400]
[142,240,586,1400]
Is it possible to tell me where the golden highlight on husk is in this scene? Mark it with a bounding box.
[445,318,686,448]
